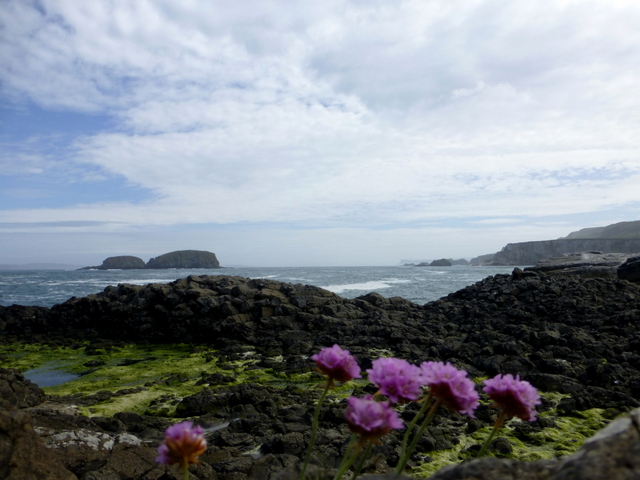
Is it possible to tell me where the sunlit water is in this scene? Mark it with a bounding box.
[0,265,518,307]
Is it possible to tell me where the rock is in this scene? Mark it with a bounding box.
[618,256,640,283]
[470,253,496,266]
[2,271,640,479]
[429,259,452,267]
[0,368,46,408]
[0,400,77,480]
[524,252,631,278]
[146,250,220,269]
[427,407,640,480]
[99,256,147,270]
[450,258,470,266]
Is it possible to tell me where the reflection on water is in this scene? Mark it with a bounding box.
[23,365,80,387]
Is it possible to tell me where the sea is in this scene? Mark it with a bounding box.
[0,265,518,308]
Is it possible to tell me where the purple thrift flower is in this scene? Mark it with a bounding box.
[420,361,479,417]
[312,344,362,384]
[344,395,404,443]
[483,374,541,422]
[367,357,423,404]
[156,421,207,468]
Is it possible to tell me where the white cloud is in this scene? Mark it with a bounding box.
[1,0,640,264]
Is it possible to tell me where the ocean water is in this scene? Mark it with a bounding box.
[0,265,518,308]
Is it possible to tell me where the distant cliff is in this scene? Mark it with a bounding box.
[80,250,220,270]
[146,250,220,269]
[491,238,640,266]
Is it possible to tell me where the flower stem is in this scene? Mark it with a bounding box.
[395,398,442,474]
[300,381,332,480]
[477,410,507,457]
[333,436,361,480]
[400,392,432,456]
[183,465,189,480]
[350,442,372,480]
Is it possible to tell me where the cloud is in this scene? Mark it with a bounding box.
[1,0,640,264]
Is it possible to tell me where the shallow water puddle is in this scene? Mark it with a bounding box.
[24,364,80,387]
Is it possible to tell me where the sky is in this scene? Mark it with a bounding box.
[1,0,640,267]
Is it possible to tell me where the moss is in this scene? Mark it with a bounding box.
[410,405,608,478]
[0,342,614,476]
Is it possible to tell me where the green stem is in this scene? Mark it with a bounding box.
[350,442,372,480]
[395,398,442,474]
[300,381,332,480]
[477,410,507,457]
[183,464,189,480]
[400,392,433,456]
[333,436,362,480]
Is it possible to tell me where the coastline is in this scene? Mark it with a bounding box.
[2,269,640,479]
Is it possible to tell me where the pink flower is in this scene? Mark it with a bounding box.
[420,361,479,417]
[344,395,404,443]
[312,344,361,384]
[156,421,207,468]
[367,357,423,404]
[483,374,541,422]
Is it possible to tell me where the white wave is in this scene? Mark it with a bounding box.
[320,279,409,294]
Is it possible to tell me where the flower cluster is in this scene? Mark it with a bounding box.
[307,345,541,479]
[160,344,541,480]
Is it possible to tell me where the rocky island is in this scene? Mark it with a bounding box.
[1,268,640,479]
[79,250,221,270]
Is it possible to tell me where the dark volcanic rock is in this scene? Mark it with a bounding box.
[0,368,46,408]
[146,250,220,269]
[618,256,640,283]
[2,270,640,479]
[0,401,77,480]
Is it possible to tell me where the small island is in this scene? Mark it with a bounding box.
[79,250,220,270]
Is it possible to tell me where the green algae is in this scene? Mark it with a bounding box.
[0,342,617,477]
[409,405,609,478]
[0,342,351,417]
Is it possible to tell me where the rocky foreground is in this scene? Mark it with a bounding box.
[1,269,640,479]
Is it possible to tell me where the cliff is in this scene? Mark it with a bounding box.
[146,249,220,269]
[490,238,640,266]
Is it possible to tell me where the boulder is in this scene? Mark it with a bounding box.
[618,256,640,283]
[146,250,220,269]
[0,368,46,408]
[0,401,77,480]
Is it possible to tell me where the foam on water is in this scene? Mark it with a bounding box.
[0,265,519,307]
[321,278,411,294]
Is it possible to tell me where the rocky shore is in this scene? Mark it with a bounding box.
[1,269,640,479]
